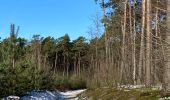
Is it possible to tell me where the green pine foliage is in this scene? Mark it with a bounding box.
[0,25,90,97]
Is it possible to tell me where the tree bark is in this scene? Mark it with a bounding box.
[120,0,128,84]
[138,0,146,85]
[133,6,136,85]
[164,0,170,92]
[145,0,152,87]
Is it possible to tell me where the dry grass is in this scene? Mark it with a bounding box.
[78,87,161,100]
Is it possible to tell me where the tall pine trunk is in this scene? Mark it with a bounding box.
[133,6,136,85]
[164,0,170,92]
[120,0,128,84]
[146,0,152,87]
[138,0,146,85]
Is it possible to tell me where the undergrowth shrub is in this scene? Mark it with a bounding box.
[54,74,87,91]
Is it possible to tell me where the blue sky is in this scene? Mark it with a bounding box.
[0,0,101,40]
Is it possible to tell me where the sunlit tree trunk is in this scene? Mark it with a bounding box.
[153,0,159,84]
[133,6,136,85]
[101,0,109,84]
[120,0,128,84]
[164,0,170,92]
[146,0,152,87]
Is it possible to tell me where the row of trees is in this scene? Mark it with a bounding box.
[0,24,89,96]
[93,0,170,93]
[1,0,170,97]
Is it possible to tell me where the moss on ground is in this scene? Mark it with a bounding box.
[79,87,161,100]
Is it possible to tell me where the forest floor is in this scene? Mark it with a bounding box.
[78,87,170,100]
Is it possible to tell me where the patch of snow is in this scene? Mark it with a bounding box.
[20,90,64,100]
[2,96,20,100]
[60,89,87,99]
[117,84,162,90]
[124,89,131,92]
[159,97,170,100]
[3,89,87,100]
[118,85,145,89]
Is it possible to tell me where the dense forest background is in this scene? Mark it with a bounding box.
[1,0,170,97]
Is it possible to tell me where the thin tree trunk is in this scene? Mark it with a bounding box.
[129,4,133,84]
[120,0,128,84]
[101,0,109,84]
[54,53,58,74]
[133,7,136,85]
[146,0,152,87]
[63,54,66,77]
[164,0,170,92]
[66,52,69,77]
[154,0,159,85]
[78,52,81,77]
[43,55,46,69]
[138,0,146,85]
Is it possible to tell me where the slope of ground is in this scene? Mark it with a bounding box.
[78,87,162,100]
